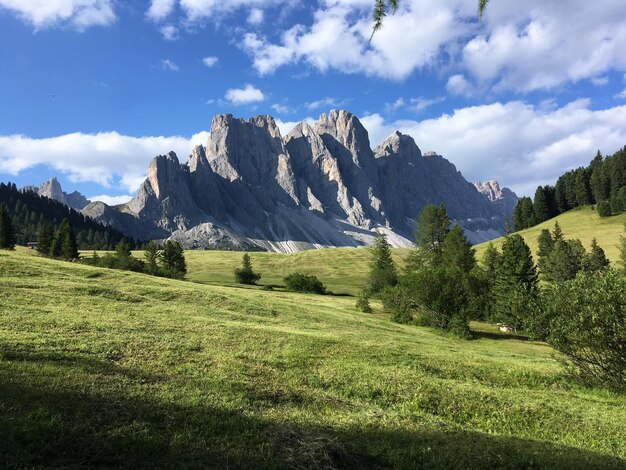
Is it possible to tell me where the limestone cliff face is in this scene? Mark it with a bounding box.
[33,177,90,211]
[475,180,519,218]
[86,110,514,251]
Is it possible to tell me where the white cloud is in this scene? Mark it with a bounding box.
[160,24,178,40]
[176,0,289,22]
[0,0,116,30]
[241,0,474,80]
[160,59,179,71]
[460,0,626,93]
[384,98,405,114]
[615,88,626,99]
[590,76,609,86]
[89,194,134,206]
[305,97,350,111]
[147,0,176,21]
[247,7,264,25]
[271,103,291,114]
[202,56,218,67]
[224,84,264,105]
[384,96,444,114]
[361,100,626,196]
[275,117,315,137]
[446,74,473,96]
[240,0,626,93]
[0,131,210,193]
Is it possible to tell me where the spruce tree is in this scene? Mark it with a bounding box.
[367,233,398,293]
[0,203,16,249]
[144,241,160,274]
[482,242,501,284]
[161,241,187,278]
[533,187,551,223]
[234,253,261,285]
[536,229,554,273]
[59,219,79,260]
[493,234,538,328]
[37,223,55,255]
[543,239,585,282]
[552,220,564,242]
[441,224,475,272]
[585,238,609,272]
[409,204,450,269]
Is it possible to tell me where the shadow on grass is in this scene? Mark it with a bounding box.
[0,352,623,469]
[471,330,530,342]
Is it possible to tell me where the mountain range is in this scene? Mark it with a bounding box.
[29,110,519,252]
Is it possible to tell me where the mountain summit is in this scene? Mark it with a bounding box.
[83,110,518,252]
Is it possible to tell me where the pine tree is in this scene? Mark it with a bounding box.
[542,239,585,282]
[552,220,564,242]
[37,223,55,255]
[482,242,501,284]
[575,169,592,206]
[144,241,160,274]
[493,234,538,328]
[0,203,16,249]
[536,229,554,273]
[59,219,79,260]
[161,241,187,278]
[410,204,450,269]
[441,224,475,272]
[234,253,261,285]
[533,186,551,223]
[585,238,609,272]
[367,233,398,293]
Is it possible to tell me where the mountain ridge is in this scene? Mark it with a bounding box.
[71,110,516,251]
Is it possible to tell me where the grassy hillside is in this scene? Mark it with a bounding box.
[181,247,412,295]
[1,248,625,468]
[475,206,626,264]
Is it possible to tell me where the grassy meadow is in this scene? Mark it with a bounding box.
[475,206,626,265]
[1,247,625,468]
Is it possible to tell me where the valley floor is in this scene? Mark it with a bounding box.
[0,248,625,468]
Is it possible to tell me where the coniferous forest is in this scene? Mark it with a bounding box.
[513,146,626,230]
[0,182,139,250]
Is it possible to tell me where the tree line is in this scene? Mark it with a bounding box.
[0,182,139,250]
[513,147,626,230]
[361,204,625,391]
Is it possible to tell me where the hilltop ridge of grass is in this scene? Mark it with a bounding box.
[0,248,625,468]
[475,205,626,264]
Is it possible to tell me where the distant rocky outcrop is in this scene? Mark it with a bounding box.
[82,110,516,251]
[475,180,519,219]
[25,177,90,211]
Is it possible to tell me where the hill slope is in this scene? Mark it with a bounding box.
[1,249,624,468]
[475,206,626,264]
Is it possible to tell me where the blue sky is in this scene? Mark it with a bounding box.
[1,0,626,204]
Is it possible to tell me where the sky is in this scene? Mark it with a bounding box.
[1,0,626,205]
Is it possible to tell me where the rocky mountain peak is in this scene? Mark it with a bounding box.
[28,177,90,211]
[475,180,504,202]
[147,151,182,199]
[38,177,65,202]
[375,131,422,160]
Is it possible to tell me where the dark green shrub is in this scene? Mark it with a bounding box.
[283,273,326,294]
[597,200,612,217]
[541,269,626,391]
[355,291,372,313]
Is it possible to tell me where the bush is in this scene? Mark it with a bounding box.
[283,273,326,294]
[597,200,612,217]
[355,291,372,313]
[540,269,626,391]
[380,284,414,324]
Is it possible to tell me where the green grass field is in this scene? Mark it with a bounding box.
[183,247,411,295]
[475,206,626,264]
[1,247,625,468]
